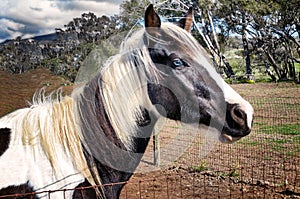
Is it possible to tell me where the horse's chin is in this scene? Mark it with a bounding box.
[219,133,242,144]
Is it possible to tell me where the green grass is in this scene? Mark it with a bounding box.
[214,168,240,178]
[191,161,209,172]
[263,156,271,160]
[227,168,240,177]
[262,137,299,156]
[259,124,300,136]
[241,124,299,146]
[271,145,285,151]
[255,122,268,127]
[295,62,300,71]
[271,139,292,144]
[241,123,300,157]
[240,138,260,146]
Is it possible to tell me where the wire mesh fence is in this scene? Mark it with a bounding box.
[130,83,300,198]
[0,83,299,198]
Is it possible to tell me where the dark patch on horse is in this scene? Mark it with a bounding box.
[0,128,11,157]
[76,149,131,199]
[0,183,38,199]
[148,83,181,120]
[94,81,126,150]
[75,78,156,198]
[72,180,98,199]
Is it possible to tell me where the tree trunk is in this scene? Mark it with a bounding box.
[286,43,296,80]
[195,8,235,78]
[242,34,252,76]
[296,23,300,57]
[287,59,296,80]
[242,12,252,77]
[264,61,277,81]
[222,55,235,78]
[263,48,281,78]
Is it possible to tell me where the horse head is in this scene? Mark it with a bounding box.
[144,5,254,143]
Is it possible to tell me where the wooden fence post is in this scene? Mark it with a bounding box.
[153,129,160,166]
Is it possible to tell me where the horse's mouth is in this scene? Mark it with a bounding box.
[219,133,242,143]
[218,123,252,143]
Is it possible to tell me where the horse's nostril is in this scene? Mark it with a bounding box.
[233,108,243,120]
[230,105,247,129]
[227,105,251,136]
[224,104,251,138]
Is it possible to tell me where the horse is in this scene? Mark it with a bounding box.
[0,4,254,199]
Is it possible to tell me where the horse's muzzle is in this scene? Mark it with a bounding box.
[220,103,253,143]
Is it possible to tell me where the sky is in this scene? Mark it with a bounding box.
[0,0,124,43]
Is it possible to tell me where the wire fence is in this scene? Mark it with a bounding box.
[128,84,300,198]
[0,84,299,198]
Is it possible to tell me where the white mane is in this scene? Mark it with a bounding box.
[4,94,103,197]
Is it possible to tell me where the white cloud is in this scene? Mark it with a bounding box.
[0,18,25,31]
[0,0,122,42]
[0,18,25,40]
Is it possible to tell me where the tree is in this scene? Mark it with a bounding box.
[215,0,263,79]
[215,0,300,81]
[119,0,152,30]
[196,0,236,77]
[248,0,299,81]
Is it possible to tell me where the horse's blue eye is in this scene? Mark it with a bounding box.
[172,58,183,67]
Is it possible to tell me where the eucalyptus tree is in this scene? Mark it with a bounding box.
[119,0,153,30]
[216,0,300,81]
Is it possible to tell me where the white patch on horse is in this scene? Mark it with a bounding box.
[0,100,91,198]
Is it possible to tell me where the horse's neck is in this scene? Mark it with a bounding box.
[93,86,125,150]
[91,83,156,196]
[94,81,156,153]
[82,72,156,151]
[77,76,158,197]
[133,108,158,153]
[92,108,156,197]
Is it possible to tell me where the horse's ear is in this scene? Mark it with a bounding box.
[145,4,161,28]
[179,7,194,32]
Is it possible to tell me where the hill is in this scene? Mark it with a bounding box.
[0,68,72,116]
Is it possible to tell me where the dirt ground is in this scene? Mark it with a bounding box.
[0,68,73,116]
[0,68,299,198]
[123,82,300,198]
